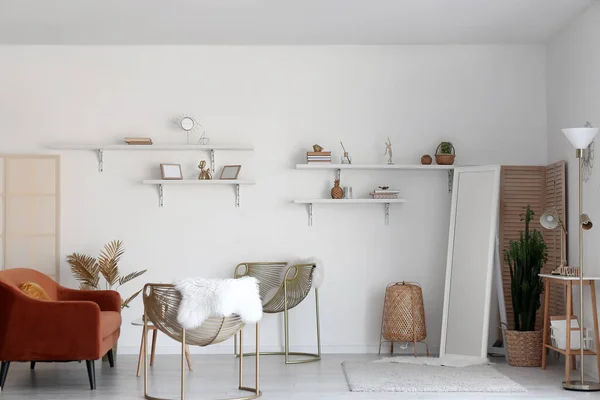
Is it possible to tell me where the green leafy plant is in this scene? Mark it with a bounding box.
[67,240,147,309]
[439,141,454,154]
[504,205,548,331]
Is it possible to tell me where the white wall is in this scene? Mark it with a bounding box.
[547,3,600,377]
[0,45,548,354]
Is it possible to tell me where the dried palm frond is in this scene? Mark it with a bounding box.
[98,240,124,287]
[119,270,147,287]
[122,289,143,309]
[68,240,147,310]
[67,253,100,289]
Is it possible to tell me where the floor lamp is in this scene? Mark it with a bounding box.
[562,125,600,391]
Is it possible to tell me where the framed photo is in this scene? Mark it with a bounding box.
[219,165,242,180]
[160,164,183,180]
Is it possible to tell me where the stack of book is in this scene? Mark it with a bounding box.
[307,151,331,164]
[370,189,400,199]
[125,137,153,145]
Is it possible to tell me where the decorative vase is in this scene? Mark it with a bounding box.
[504,330,543,367]
[331,179,343,199]
[435,142,456,165]
[421,154,433,165]
[198,160,212,180]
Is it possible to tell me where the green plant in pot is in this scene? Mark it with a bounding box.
[67,240,147,361]
[503,205,548,367]
[435,141,456,165]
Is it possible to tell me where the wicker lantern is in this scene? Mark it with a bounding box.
[378,281,429,356]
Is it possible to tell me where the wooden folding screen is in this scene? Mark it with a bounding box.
[0,155,60,280]
[499,161,566,330]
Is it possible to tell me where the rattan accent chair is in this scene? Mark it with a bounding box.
[143,284,261,400]
[233,262,321,364]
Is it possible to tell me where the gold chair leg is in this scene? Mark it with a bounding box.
[181,329,186,400]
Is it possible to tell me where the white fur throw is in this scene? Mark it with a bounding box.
[288,257,324,288]
[174,276,263,330]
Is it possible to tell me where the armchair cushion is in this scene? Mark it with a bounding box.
[18,282,51,301]
[101,311,122,339]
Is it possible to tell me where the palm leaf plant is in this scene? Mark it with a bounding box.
[67,240,147,309]
[504,205,548,331]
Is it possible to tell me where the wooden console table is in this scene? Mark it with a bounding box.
[539,274,600,381]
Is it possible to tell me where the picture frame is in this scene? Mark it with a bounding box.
[219,165,242,180]
[160,164,183,180]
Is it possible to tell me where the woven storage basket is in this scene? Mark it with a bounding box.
[382,282,427,342]
[505,330,543,367]
[434,142,456,165]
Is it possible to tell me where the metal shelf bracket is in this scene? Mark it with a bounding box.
[336,169,341,181]
[384,203,390,225]
[308,203,313,226]
[235,184,240,207]
[158,184,164,207]
[448,170,454,192]
[98,149,104,173]
[210,149,215,173]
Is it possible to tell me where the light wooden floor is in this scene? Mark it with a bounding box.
[0,354,598,399]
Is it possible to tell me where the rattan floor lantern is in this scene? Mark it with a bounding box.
[378,281,429,356]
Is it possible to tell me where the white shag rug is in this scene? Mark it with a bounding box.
[342,362,527,393]
[375,355,491,368]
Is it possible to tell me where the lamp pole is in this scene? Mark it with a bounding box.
[562,128,600,391]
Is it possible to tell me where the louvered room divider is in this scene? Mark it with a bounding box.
[499,161,566,332]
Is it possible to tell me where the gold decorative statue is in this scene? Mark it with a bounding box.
[384,138,393,165]
[313,144,323,152]
[198,160,212,180]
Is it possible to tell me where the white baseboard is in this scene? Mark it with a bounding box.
[117,344,440,355]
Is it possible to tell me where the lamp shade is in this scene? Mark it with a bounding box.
[540,211,560,230]
[562,127,599,149]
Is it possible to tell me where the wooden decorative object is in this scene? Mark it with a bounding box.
[219,165,241,180]
[421,154,432,165]
[330,179,343,199]
[160,164,183,180]
[435,142,456,165]
[378,282,429,356]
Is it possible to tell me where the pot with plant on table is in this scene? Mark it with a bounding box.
[504,205,548,367]
[67,240,147,362]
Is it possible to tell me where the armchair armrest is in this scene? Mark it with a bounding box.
[58,287,121,312]
[0,282,103,361]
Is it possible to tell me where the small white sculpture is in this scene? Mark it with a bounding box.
[384,138,393,165]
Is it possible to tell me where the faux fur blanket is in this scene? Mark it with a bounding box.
[174,276,263,330]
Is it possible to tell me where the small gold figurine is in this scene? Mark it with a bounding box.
[313,144,324,152]
[198,160,212,180]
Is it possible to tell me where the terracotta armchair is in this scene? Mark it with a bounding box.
[0,268,122,391]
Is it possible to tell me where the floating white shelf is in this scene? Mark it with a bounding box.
[143,179,255,185]
[294,198,406,204]
[293,198,407,226]
[49,143,254,172]
[142,179,255,207]
[296,163,455,170]
[52,144,254,151]
[296,163,456,192]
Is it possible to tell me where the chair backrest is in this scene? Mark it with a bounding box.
[143,284,244,347]
[0,268,59,300]
[234,262,315,313]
